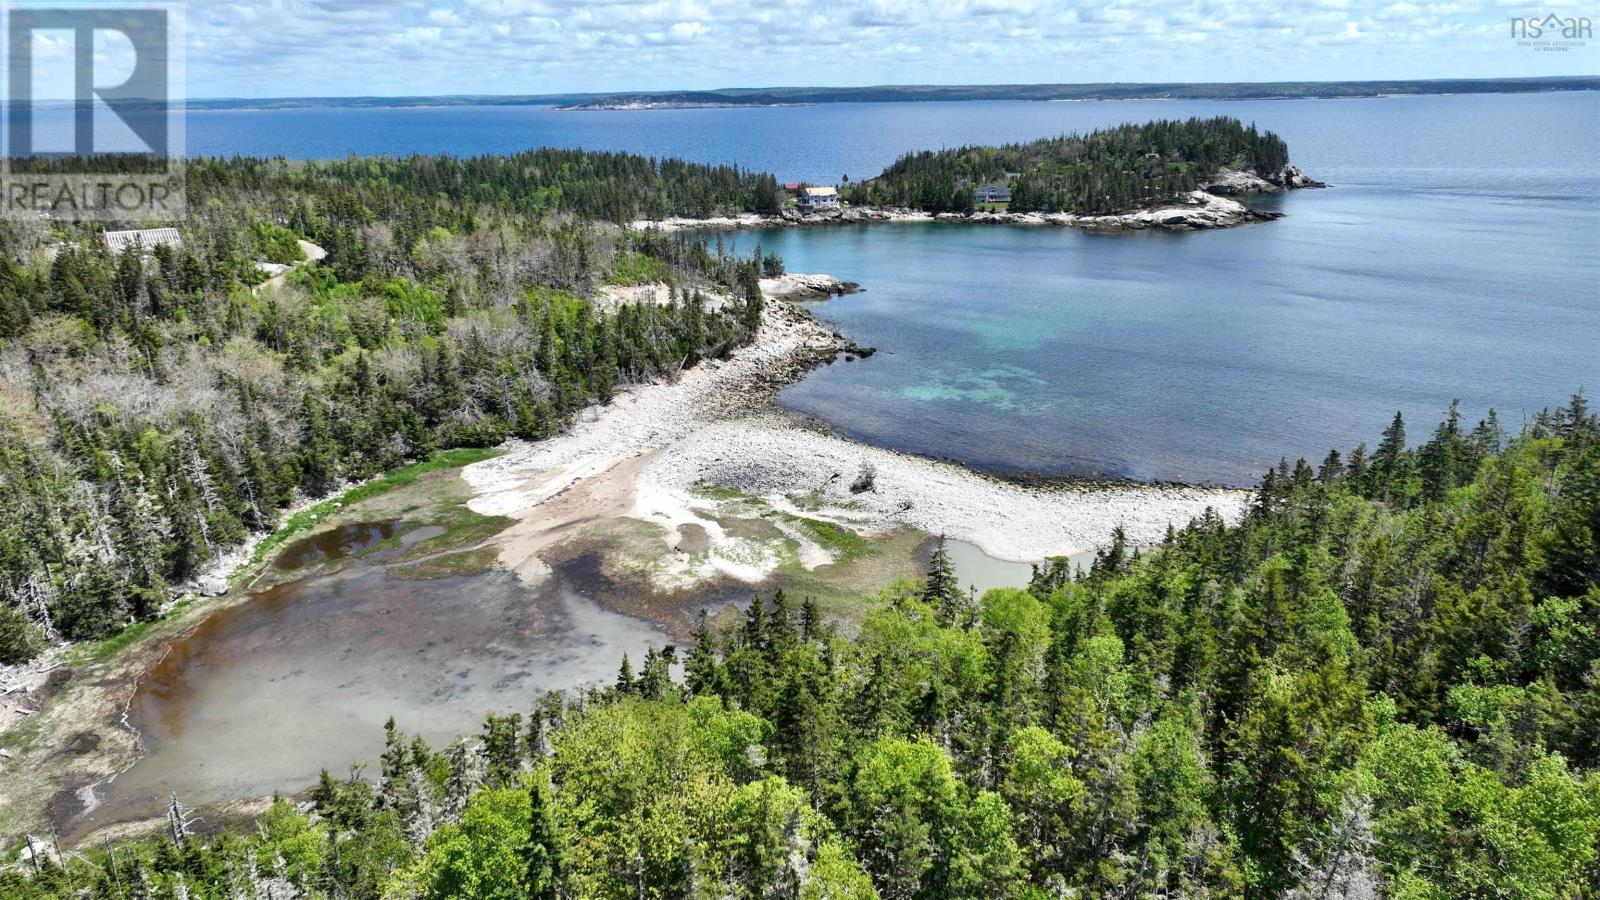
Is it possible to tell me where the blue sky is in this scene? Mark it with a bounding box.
[169,0,1599,97]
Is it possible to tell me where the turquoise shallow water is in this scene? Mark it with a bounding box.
[90,92,1600,482]
[750,94,1600,483]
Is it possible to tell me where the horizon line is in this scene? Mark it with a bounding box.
[175,74,1597,104]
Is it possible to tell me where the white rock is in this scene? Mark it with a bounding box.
[758,273,860,300]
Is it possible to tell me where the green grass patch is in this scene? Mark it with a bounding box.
[67,597,197,665]
[4,837,32,863]
[605,250,673,286]
[391,545,503,580]
[690,481,753,503]
[786,489,826,511]
[249,447,500,569]
[394,507,515,561]
[788,516,870,563]
[778,527,928,628]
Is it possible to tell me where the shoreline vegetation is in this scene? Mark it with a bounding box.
[0,446,503,847]
[0,283,1245,853]
[171,75,1600,111]
[4,392,1597,898]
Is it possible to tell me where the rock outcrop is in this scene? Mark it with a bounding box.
[633,184,1317,234]
[195,575,229,597]
[758,272,862,300]
[1204,165,1327,195]
[1268,164,1327,189]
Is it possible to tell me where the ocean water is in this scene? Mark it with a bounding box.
[183,92,1597,483]
[753,93,1600,483]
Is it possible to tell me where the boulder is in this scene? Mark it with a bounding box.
[1203,168,1281,196]
[1270,165,1328,189]
[196,575,229,597]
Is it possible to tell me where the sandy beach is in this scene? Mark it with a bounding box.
[465,285,1248,590]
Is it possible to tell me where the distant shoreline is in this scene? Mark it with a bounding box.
[175,76,1600,112]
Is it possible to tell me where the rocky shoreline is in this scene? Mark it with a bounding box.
[636,189,1294,234]
[758,272,863,300]
[465,286,1248,589]
[0,277,1245,851]
[1204,164,1327,196]
[631,166,1323,235]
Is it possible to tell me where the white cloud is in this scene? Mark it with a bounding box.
[174,0,1595,99]
[395,25,444,43]
[668,20,705,39]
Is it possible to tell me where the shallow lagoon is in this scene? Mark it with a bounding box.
[79,522,670,832]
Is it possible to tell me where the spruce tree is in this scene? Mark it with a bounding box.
[924,534,961,625]
[614,653,635,696]
[1372,411,1409,496]
[523,779,561,900]
[480,713,523,788]
[684,611,721,697]
[297,393,338,496]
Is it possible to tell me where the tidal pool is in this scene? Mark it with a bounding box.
[943,539,1097,597]
[76,521,670,833]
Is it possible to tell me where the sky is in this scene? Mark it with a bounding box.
[22,0,1600,99]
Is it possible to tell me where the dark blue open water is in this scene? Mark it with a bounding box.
[185,93,1600,484]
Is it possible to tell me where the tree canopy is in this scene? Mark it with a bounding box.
[0,152,778,659]
[844,116,1291,214]
[6,398,1598,899]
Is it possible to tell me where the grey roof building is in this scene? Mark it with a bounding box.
[973,183,1012,203]
[104,227,182,253]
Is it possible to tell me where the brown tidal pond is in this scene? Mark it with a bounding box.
[73,521,671,834]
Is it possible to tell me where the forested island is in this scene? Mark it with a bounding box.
[843,117,1297,215]
[3,399,1598,898]
[620,117,1316,231]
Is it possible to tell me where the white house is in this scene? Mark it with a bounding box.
[973,183,1012,204]
[799,186,840,209]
